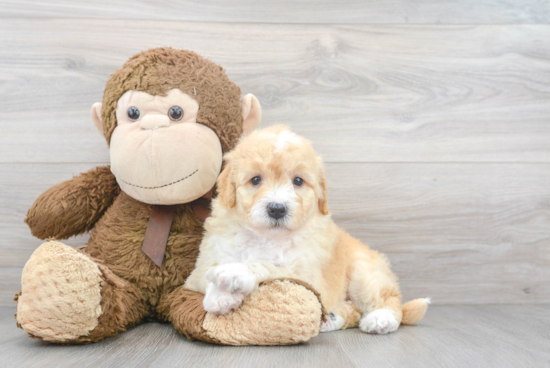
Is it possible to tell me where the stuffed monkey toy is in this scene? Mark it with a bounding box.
[15,48,324,345]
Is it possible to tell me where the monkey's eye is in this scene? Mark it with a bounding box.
[251,176,262,185]
[293,177,304,186]
[168,106,183,121]
[127,106,140,121]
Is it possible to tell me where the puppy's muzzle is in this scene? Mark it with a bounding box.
[267,203,287,220]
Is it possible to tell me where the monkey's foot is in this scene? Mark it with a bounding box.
[15,241,103,343]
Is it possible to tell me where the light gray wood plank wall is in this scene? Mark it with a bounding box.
[1,0,550,24]
[0,1,549,307]
[1,162,548,305]
[1,21,550,163]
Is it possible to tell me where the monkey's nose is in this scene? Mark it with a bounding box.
[140,115,171,130]
[267,203,287,220]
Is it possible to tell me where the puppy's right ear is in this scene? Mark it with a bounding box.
[318,164,329,215]
[217,154,236,209]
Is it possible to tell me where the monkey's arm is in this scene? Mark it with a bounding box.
[25,166,120,240]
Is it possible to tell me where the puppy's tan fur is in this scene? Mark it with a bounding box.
[185,125,429,333]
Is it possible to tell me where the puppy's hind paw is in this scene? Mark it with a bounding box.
[360,309,399,334]
[320,313,344,333]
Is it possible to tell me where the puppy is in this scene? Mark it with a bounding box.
[185,125,429,334]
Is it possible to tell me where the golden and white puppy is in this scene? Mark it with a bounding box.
[185,125,429,334]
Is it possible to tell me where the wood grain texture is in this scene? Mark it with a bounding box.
[1,305,549,368]
[1,20,550,163]
[2,162,548,306]
[1,2,549,314]
[1,0,550,24]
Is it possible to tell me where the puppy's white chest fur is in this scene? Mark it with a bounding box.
[213,230,299,268]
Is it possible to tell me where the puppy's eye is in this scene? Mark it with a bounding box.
[127,106,140,121]
[293,177,304,186]
[251,176,261,185]
[168,106,183,121]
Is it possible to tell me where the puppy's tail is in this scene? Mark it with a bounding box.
[401,297,431,325]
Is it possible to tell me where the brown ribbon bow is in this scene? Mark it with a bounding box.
[142,192,212,268]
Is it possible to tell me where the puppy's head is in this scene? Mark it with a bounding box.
[216,125,329,236]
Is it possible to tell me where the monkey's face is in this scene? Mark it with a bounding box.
[108,88,222,205]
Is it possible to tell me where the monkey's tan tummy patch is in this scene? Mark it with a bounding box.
[16,241,103,342]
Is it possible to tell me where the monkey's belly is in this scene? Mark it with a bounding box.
[83,192,204,304]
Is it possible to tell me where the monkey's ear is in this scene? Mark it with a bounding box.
[217,155,236,209]
[241,94,261,134]
[91,103,104,136]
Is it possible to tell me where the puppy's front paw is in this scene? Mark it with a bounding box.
[203,283,245,315]
[359,309,399,334]
[206,263,257,295]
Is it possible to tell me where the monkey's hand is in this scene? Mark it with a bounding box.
[25,166,120,240]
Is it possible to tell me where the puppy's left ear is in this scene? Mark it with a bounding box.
[217,154,237,209]
[318,165,329,215]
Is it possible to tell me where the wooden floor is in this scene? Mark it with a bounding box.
[2,305,549,368]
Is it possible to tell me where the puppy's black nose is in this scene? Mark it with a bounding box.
[267,203,287,219]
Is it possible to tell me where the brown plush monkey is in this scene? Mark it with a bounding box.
[15,48,324,345]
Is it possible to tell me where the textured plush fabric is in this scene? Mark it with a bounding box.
[109,89,223,205]
[16,241,103,342]
[18,171,324,344]
[25,166,119,240]
[158,279,323,346]
[202,279,324,346]
[157,284,222,344]
[83,190,204,311]
[16,48,323,345]
[101,47,243,153]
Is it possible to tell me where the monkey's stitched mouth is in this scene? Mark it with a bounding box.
[120,169,198,189]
